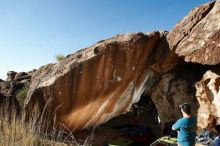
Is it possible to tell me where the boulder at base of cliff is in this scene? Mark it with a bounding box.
[195,70,220,130]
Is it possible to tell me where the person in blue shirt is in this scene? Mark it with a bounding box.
[172,103,196,146]
[214,125,220,146]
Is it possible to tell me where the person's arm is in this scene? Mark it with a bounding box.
[172,119,181,131]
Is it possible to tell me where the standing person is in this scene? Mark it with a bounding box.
[214,125,220,146]
[172,103,196,146]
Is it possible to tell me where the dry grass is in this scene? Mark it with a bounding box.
[0,106,94,146]
[0,109,68,146]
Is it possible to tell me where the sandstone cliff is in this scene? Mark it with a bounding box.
[25,32,172,131]
[167,1,219,65]
[151,0,220,131]
[24,0,220,132]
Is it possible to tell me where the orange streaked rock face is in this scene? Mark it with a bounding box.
[25,32,169,131]
[24,0,220,133]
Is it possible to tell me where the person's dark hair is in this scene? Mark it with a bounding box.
[179,103,191,115]
[215,125,220,133]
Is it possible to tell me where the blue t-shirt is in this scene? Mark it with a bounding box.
[214,136,220,146]
[172,117,196,146]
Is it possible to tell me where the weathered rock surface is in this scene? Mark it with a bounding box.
[147,0,220,131]
[6,71,17,81]
[167,1,215,50]
[24,32,175,131]
[22,0,220,133]
[149,63,209,130]
[195,70,220,130]
[151,0,220,131]
[14,71,32,82]
[168,1,220,65]
[0,81,20,113]
[0,71,34,111]
[15,72,27,79]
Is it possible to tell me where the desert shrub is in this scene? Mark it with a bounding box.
[55,54,65,62]
[16,85,30,107]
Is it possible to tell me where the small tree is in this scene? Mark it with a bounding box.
[55,54,65,62]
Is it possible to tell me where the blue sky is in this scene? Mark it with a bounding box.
[0,0,211,79]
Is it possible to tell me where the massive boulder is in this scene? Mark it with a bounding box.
[24,32,175,131]
[24,0,220,133]
[195,70,220,130]
[167,1,220,65]
[149,0,220,131]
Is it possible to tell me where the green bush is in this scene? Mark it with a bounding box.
[55,54,65,62]
[16,85,29,107]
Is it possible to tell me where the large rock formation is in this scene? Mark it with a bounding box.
[168,1,220,65]
[24,32,175,131]
[149,63,208,131]
[195,70,220,130]
[24,0,220,133]
[148,0,220,132]
[0,70,34,112]
[147,0,220,132]
[0,81,21,113]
